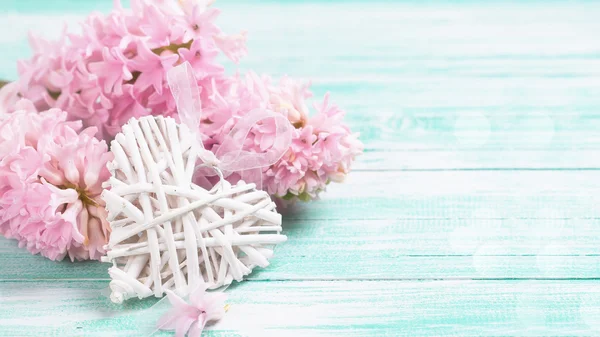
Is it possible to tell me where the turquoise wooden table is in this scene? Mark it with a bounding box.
[2,0,600,336]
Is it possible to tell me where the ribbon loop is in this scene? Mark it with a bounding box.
[167,61,203,146]
[215,108,293,172]
[167,62,293,190]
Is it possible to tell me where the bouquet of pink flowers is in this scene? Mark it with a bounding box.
[0,100,112,261]
[0,0,362,261]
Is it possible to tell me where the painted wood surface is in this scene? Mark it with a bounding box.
[1,0,600,336]
[3,280,600,336]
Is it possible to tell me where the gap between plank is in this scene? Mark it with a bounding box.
[3,277,600,282]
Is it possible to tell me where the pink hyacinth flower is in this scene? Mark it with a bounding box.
[157,284,227,337]
[0,82,20,116]
[0,101,113,261]
[11,0,247,140]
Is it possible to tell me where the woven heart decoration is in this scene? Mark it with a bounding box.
[100,115,286,303]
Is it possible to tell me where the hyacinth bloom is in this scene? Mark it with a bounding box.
[8,0,362,203]
[200,73,364,202]
[13,0,246,140]
[157,285,227,337]
[0,100,112,261]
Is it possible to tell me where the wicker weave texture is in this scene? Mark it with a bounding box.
[101,116,286,303]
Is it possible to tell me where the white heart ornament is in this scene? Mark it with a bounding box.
[100,115,286,303]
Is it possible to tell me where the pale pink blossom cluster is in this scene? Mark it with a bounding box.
[8,0,362,203]
[0,100,112,261]
[14,0,245,140]
[200,73,363,201]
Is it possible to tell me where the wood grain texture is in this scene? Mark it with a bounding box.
[3,210,600,281]
[4,170,600,281]
[5,214,600,280]
[1,0,600,336]
[288,171,600,221]
[2,280,600,336]
[354,150,600,170]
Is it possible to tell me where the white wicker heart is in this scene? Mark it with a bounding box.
[100,115,286,304]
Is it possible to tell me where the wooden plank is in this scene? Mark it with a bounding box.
[354,150,600,170]
[346,111,600,153]
[0,238,109,280]
[290,170,600,220]
[1,280,600,336]
[348,113,600,151]
[3,216,600,280]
